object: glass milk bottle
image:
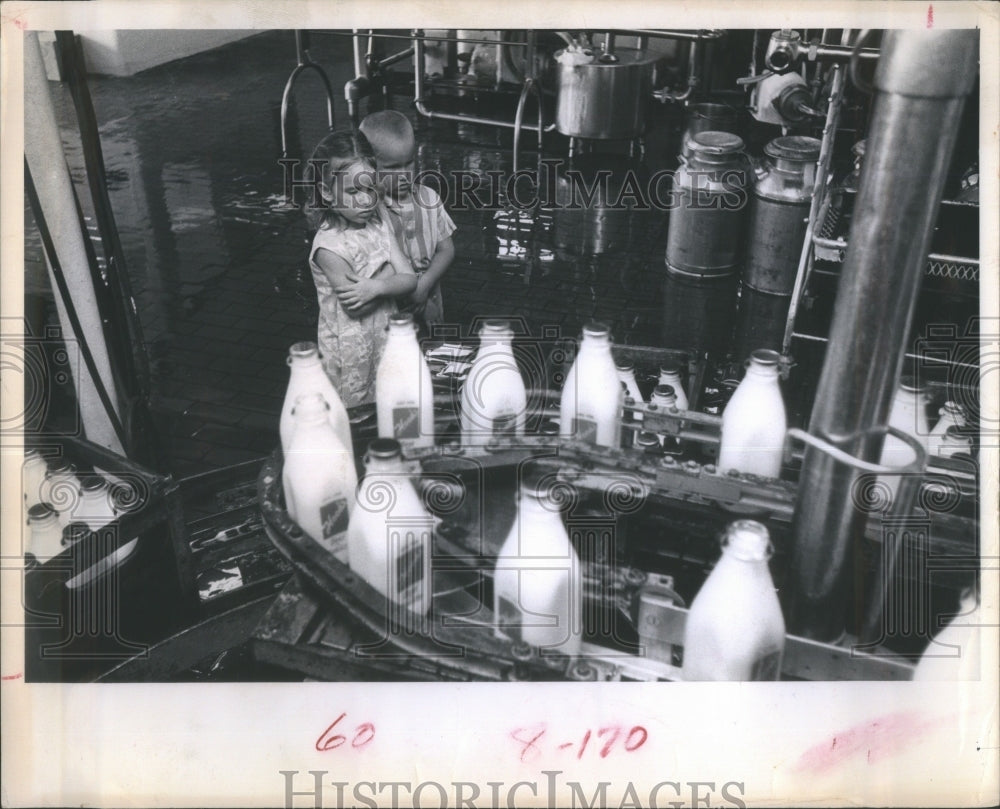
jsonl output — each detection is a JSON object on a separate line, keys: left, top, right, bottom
{"left": 347, "top": 439, "right": 434, "bottom": 617}
{"left": 658, "top": 360, "right": 689, "bottom": 411}
{"left": 936, "top": 426, "right": 973, "bottom": 458}
{"left": 682, "top": 520, "right": 785, "bottom": 681}
{"left": 615, "top": 359, "right": 645, "bottom": 422}
{"left": 282, "top": 393, "right": 358, "bottom": 562}
{"left": 376, "top": 313, "right": 435, "bottom": 449}
{"left": 717, "top": 349, "right": 787, "bottom": 478}
{"left": 461, "top": 319, "right": 527, "bottom": 445}
{"left": 912, "top": 587, "right": 981, "bottom": 681}
{"left": 493, "top": 467, "right": 583, "bottom": 657}
{"left": 22, "top": 449, "right": 48, "bottom": 522}
{"left": 928, "top": 401, "right": 966, "bottom": 457}
{"left": 73, "top": 476, "right": 117, "bottom": 530}
{"left": 41, "top": 459, "right": 82, "bottom": 527}
{"left": 560, "top": 322, "right": 622, "bottom": 448}
{"left": 27, "top": 503, "right": 64, "bottom": 564}
{"left": 649, "top": 385, "right": 682, "bottom": 450}
{"left": 280, "top": 341, "right": 353, "bottom": 459}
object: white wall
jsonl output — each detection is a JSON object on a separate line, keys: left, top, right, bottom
{"left": 79, "top": 30, "right": 256, "bottom": 77}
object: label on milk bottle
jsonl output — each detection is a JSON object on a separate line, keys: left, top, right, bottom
{"left": 395, "top": 538, "right": 426, "bottom": 606}
{"left": 497, "top": 595, "right": 523, "bottom": 642}
{"left": 319, "top": 497, "right": 350, "bottom": 554}
{"left": 393, "top": 406, "right": 420, "bottom": 439}
{"left": 749, "top": 648, "right": 782, "bottom": 681}
{"left": 571, "top": 417, "right": 599, "bottom": 444}
{"left": 493, "top": 414, "right": 518, "bottom": 437}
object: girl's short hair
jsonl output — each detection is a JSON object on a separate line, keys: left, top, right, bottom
{"left": 306, "top": 129, "right": 376, "bottom": 232}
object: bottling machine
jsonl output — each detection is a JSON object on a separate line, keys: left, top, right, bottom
{"left": 21, "top": 27, "right": 985, "bottom": 683}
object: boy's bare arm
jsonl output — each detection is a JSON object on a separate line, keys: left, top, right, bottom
{"left": 412, "top": 236, "right": 455, "bottom": 308}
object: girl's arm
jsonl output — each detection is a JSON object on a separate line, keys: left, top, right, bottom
{"left": 328, "top": 233, "right": 416, "bottom": 314}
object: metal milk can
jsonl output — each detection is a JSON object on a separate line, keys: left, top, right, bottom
{"left": 743, "top": 135, "right": 821, "bottom": 295}
{"left": 665, "top": 131, "right": 751, "bottom": 278}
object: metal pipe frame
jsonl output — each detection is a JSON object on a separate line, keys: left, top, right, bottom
{"left": 413, "top": 30, "right": 557, "bottom": 138}
{"left": 784, "top": 30, "right": 979, "bottom": 642}
{"left": 280, "top": 30, "right": 335, "bottom": 158}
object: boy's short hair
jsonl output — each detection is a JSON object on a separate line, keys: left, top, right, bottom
{"left": 359, "top": 110, "right": 415, "bottom": 154}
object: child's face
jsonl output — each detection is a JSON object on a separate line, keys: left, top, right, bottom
{"left": 328, "top": 160, "right": 380, "bottom": 226}
{"left": 373, "top": 135, "right": 416, "bottom": 200}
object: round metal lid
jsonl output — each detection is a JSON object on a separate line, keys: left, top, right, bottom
{"left": 635, "top": 432, "right": 660, "bottom": 448}
{"left": 615, "top": 358, "right": 635, "bottom": 372}
{"left": 366, "top": 438, "right": 402, "bottom": 459}
{"left": 690, "top": 131, "right": 745, "bottom": 155}
{"left": 28, "top": 503, "right": 57, "bottom": 521}
{"left": 389, "top": 312, "right": 415, "bottom": 326}
{"left": 749, "top": 348, "right": 782, "bottom": 367}
{"left": 289, "top": 341, "right": 319, "bottom": 358}
{"left": 653, "top": 384, "right": 676, "bottom": 401}
{"left": 659, "top": 359, "right": 683, "bottom": 376}
{"left": 582, "top": 321, "right": 611, "bottom": 339}
{"left": 481, "top": 318, "right": 512, "bottom": 333}
{"left": 765, "top": 135, "right": 821, "bottom": 162}
{"left": 80, "top": 475, "right": 108, "bottom": 493}
{"left": 899, "top": 375, "right": 925, "bottom": 393}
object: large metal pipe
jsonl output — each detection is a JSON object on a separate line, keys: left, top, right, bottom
{"left": 784, "top": 30, "right": 978, "bottom": 641}
{"left": 23, "top": 32, "right": 125, "bottom": 455}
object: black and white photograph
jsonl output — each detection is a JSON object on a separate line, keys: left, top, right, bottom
{"left": 2, "top": 2, "right": 998, "bottom": 807}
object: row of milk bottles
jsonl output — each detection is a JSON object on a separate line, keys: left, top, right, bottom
{"left": 22, "top": 452, "right": 137, "bottom": 587}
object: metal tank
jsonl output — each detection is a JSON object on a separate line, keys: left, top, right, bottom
{"left": 552, "top": 155, "right": 637, "bottom": 257}
{"left": 743, "top": 135, "right": 821, "bottom": 295}
{"left": 665, "top": 131, "right": 751, "bottom": 277}
{"left": 554, "top": 48, "right": 658, "bottom": 140}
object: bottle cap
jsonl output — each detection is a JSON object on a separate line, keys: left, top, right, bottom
{"left": 615, "top": 358, "right": 635, "bottom": 373}
{"left": 80, "top": 476, "right": 107, "bottom": 493}
{"left": 723, "top": 519, "right": 773, "bottom": 561}
{"left": 292, "top": 392, "right": 329, "bottom": 420}
{"left": 25, "top": 448, "right": 43, "bottom": 461}
{"left": 899, "top": 376, "right": 924, "bottom": 393}
{"left": 48, "top": 458, "right": 76, "bottom": 476}
{"left": 366, "top": 438, "right": 403, "bottom": 460}
{"left": 62, "top": 522, "right": 92, "bottom": 546}
{"left": 940, "top": 400, "right": 963, "bottom": 417}
{"left": 749, "top": 348, "right": 781, "bottom": 368}
{"left": 28, "top": 503, "right": 57, "bottom": 522}
{"left": 390, "top": 312, "right": 416, "bottom": 327}
{"left": 582, "top": 321, "right": 611, "bottom": 339}
{"left": 288, "top": 341, "right": 319, "bottom": 359}
{"left": 653, "top": 384, "right": 676, "bottom": 401}
{"left": 481, "top": 318, "right": 512, "bottom": 333}
{"left": 539, "top": 420, "right": 560, "bottom": 436}
{"left": 659, "top": 359, "right": 683, "bottom": 376}
{"left": 944, "top": 425, "right": 968, "bottom": 440}
{"left": 635, "top": 432, "right": 660, "bottom": 449}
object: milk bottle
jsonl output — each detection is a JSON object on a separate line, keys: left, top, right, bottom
{"left": 717, "top": 349, "right": 787, "bottom": 478}
{"left": 560, "top": 322, "right": 622, "bottom": 448}
{"left": 493, "top": 467, "right": 583, "bottom": 657}
{"left": 282, "top": 393, "right": 357, "bottom": 561}
{"left": 461, "top": 319, "right": 527, "bottom": 445}
{"left": 376, "top": 312, "right": 435, "bottom": 449}
{"left": 682, "top": 520, "right": 785, "bottom": 681}
{"left": 658, "top": 360, "right": 689, "bottom": 412}
{"left": 280, "top": 341, "right": 353, "bottom": 459}
{"left": 347, "top": 438, "right": 434, "bottom": 616}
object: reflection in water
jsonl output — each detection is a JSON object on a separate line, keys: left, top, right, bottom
{"left": 661, "top": 269, "right": 739, "bottom": 359}
{"left": 733, "top": 284, "right": 791, "bottom": 362}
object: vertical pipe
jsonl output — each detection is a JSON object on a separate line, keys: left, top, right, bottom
{"left": 23, "top": 31, "right": 124, "bottom": 455}
{"left": 785, "top": 30, "right": 978, "bottom": 641}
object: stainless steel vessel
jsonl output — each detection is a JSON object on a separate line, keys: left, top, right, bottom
{"left": 554, "top": 48, "right": 658, "bottom": 140}
{"left": 680, "top": 102, "right": 741, "bottom": 161}
{"left": 743, "top": 135, "right": 821, "bottom": 294}
{"left": 665, "top": 131, "right": 750, "bottom": 277}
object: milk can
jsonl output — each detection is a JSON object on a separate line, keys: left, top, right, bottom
{"left": 743, "top": 135, "right": 821, "bottom": 295}
{"left": 665, "top": 131, "right": 750, "bottom": 278}
{"left": 679, "top": 102, "right": 741, "bottom": 163}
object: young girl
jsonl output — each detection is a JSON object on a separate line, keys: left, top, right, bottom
{"left": 306, "top": 130, "right": 416, "bottom": 408}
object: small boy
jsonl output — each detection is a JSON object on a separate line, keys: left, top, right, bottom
{"left": 359, "top": 110, "right": 456, "bottom": 334}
